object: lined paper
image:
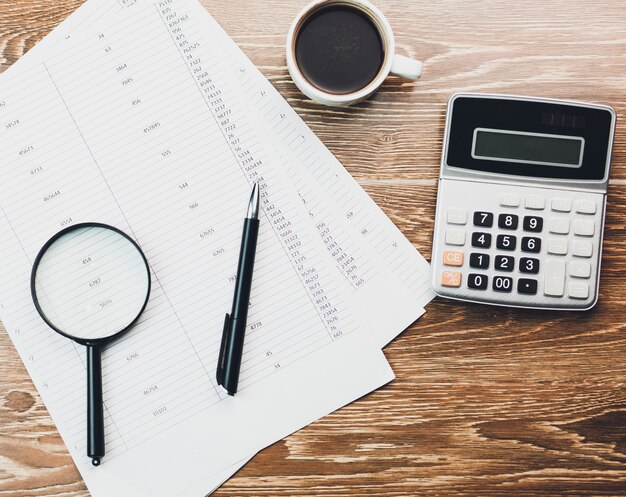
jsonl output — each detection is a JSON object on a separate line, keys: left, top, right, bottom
{"left": 212, "top": 17, "right": 436, "bottom": 324}
{"left": 0, "top": 0, "right": 436, "bottom": 494}
{"left": 22, "top": 0, "right": 434, "bottom": 349}
{"left": 0, "top": 1, "right": 394, "bottom": 495}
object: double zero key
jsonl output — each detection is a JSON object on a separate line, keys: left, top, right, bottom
{"left": 493, "top": 276, "right": 512, "bottom": 292}
{"left": 468, "top": 274, "right": 538, "bottom": 295}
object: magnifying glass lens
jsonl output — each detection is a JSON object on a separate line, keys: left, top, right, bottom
{"left": 33, "top": 225, "right": 150, "bottom": 341}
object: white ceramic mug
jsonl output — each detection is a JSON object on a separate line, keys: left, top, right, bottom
{"left": 286, "top": 0, "right": 422, "bottom": 107}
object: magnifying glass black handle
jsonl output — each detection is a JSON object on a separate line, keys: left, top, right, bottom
{"left": 86, "top": 344, "right": 105, "bottom": 466}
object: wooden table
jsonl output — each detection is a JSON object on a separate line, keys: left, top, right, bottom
{"left": 1, "top": 1, "right": 625, "bottom": 495}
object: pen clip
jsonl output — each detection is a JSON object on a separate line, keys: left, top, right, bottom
{"left": 216, "top": 313, "right": 231, "bottom": 386}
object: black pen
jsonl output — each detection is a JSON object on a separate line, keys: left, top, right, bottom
{"left": 216, "top": 182, "right": 260, "bottom": 396}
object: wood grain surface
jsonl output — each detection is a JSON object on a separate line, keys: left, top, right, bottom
{"left": 1, "top": 0, "right": 625, "bottom": 496}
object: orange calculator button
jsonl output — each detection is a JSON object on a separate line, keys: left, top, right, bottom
{"left": 441, "top": 271, "right": 462, "bottom": 287}
{"left": 443, "top": 250, "right": 464, "bottom": 266}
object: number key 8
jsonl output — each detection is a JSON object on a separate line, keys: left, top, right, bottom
{"left": 498, "top": 214, "right": 518, "bottom": 229}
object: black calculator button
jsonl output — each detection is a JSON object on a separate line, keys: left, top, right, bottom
{"left": 494, "top": 255, "right": 515, "bottom": 272}
{"left": 519, "top": 257, "right": 540, "bottom": 274}
{"left": 492, "top": 276, "right": 513, "bottom": 292}
{"left": 473, "top": 211, "right": 494, "bottom": 227}
{"left": 498, "top": 214, "right": 518, "bottom": 230}
{"left": 469, "top": 253, "right": 490, "bottom": 269}
{"left": 496, "top": 234, "right": 516, "bottom": 250}
{"left": 521, "top": 236, "right": 541, "bottom": 253}
{"left": 523, "top": 216, "right": 543, "bottom": 232}
{"left": 471, "top": 232, "right": 492, "bottom": 248}
{"left": 468, "top": 273, "right": 488, "bottom": 290}
{"left": 517, "top": 278, "right": 538, "bottom": 295}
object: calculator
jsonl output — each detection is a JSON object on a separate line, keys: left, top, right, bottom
{"left": 431, "top": 93, "right": 616, "bottom": 310}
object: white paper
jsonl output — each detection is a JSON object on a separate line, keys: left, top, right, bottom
{"left": 19, "top": 0, "right": 434, "bottom": 350}
{"left": 0, "top": 0, "right": 436, "bottom": 493}
{"left": 0, "top": 1, "right": 394, "bottom": 496}
{"left": 209, "top": 15, "right": 436, "bottom": 330}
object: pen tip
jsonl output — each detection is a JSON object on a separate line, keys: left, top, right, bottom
{"left": 247, "top": 182, "right": 260, "bottom": 219}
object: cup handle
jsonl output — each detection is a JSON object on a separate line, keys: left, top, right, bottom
{"left": 390, "top": 54, "right": 422, "bottom": 80}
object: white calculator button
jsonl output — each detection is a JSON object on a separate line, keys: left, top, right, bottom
{"left": 549, "top": 218, "right": 570, "bottom": 235}
{"left": 447, "top": 208, "right": 468, "bottom": 225}
{"left": 544, "top": 259, "right": 566, "bottom": 296}
{"left": 551, "top": 198, "right": 572, "bottom": 212}
{"left": 575, "top": 199, "right": 597, "bottom": 215}
{"left": 499, "top": 193, "right": 520, "bottom": 207}
{"left": 445, "top": 229, "right": 466, "bottom": 246}
{"left": 525, "top": 195, "right": 545, "bottom": 210}
{"left": 569, "top": 260, "right": 591, "bottom": 278}
{"left": 574, "top": 220, "right": 595, "bottom": 237}
{"left": 547, "top": 238, "right": 568, "bottom": 255}
{"left": 568, "top": 282, "right": 589, "bottom": 299}
{"left": 573, "top": 240, "right": 593, "bottom": 258}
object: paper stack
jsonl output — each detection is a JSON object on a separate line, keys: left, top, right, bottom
{"left": 0, "top": 0, "right": 433, "bottom": 495}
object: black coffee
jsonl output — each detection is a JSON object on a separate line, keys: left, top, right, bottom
{"left": 295, "top": 5, "right": 385, "bottom": 95}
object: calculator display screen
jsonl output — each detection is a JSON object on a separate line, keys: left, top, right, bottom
{"left": 472, "top": 128, "right": 584, "bottom": 168}
{"left": 446, "top": 96, "right": 614, "bottom": 180}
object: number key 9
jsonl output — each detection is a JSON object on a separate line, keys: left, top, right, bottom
{"left": 523, "top": 215, "right": 543, "bottom": 232}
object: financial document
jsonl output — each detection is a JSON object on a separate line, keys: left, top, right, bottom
{"left": 0, "top": 0, "right": 434, "bottom": 495}
{"left": 0, "top": 1, "right": 394, "bottom": 495}
{"left": 22, "top": 0, "right": 434, "bottom": 349}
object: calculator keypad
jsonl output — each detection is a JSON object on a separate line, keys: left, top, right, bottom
{"left": 493, "top": 276, "right": 513, "bottom": 292}
{"left": 496, "top": 234, "right": 516, "bottom": 250}
{"left": 432, "top": 179, "right": 604, "bottom": 309}
{"left": 547, "top": 238, "right": 568, "bottom": 255}
{"left": 573, "top": 240, "right": 592, "bottom": 258}
{"left": 473, "top": 212, "right": 493, "bottom": 227}
{"left": 472, "top": 232, "right": 491, "bottom": 248}
{"left": 569, "top": 260, "right": 591, "bottom": 278}
{"left": 575, "top": 199, "right": 596, "bottom": 215}
{"left": 574, "top": 220, "right": 594, "bottom": 237}
{"left": 544, "top": 260, "right": 565, "bottom": 296}
{"left": 521, "top": 237, "right": 541, "bottom": 253}
{"left": 468, "top": 273, "right": 488, "bottom": 289}
{"left": 494, "top": 255, "right": 514, "bottom": 272}
{"left": 525, "top": 195, "right": 545, "bottom": 210}
{"left": 443, "top": 250, "right": 464, "bottom": 266}
{"left": 551, "top": 198, "right": 572, "bottom": 212}
{"left": 499, "top": 193, "right": 521, "bottom": 207}
{"left": 447, "top": 208, "right": 468, "bottom": 225}
{"left": 519, "top": 257, "right": 539, "bottom": 274}
{"left": 445, "top": 230, "right": 466, "bottom": 245}
{"left": 498, "top": 214, "right": 518, "bottom": 230}
{"left": 517, "top": 279, "right": 538, "bottom": 295}
{"left": 469, "top": 253, "right": 489, "bottom": 269}
{"left": 568, "top": 282, "right": 589, "bottom": 299}
{"left": 523, "top": 216, "right": 543, "bottom": 232}
{"left": 441, "top": 271, "right": 462, "bottom": 287}
{"left": 549, "top": 218, "right": 570, "bottom": 234}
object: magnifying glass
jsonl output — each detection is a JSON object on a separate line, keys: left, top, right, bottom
{"left": 31, "top": 223, "right": 151, "bottom": 466}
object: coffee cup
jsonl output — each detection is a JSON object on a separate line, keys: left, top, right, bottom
{"left": 286, "top": 0, "right": 422, "bottom": 107}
